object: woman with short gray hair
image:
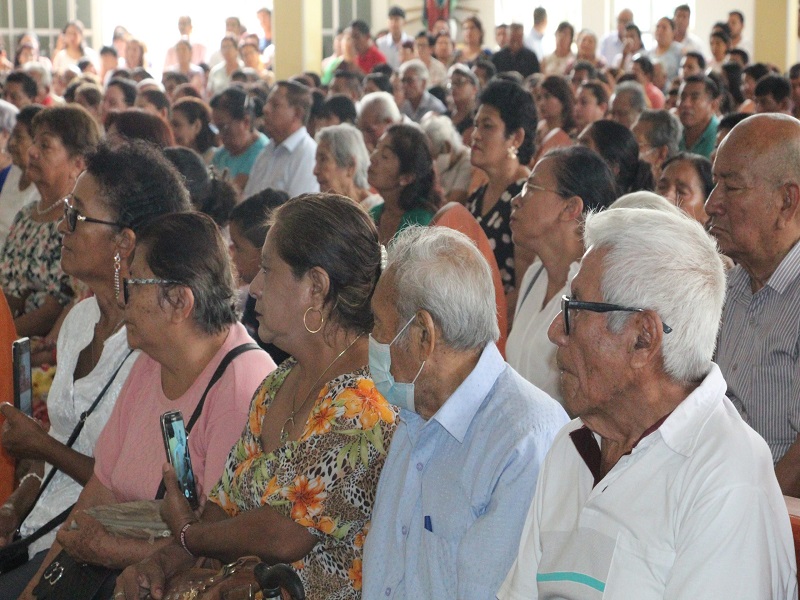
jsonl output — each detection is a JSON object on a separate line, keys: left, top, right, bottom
{"left": 421, "top": 113, "right": 472, "bottom": 204}
{"left": 314, "top": 123, "right": 382, "bottom": 210}
{"left": 0, "top": 99, "right": 25, "bottom": 246}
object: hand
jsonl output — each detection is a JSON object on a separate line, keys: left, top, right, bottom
{"left": 0, "top": 403, "right": 49, "bottom": 460}
{"left": 0, "top": 504, "right": 18, "bottom": 547}
{"left": 159, "top": 464, "right": 200, "bottom": 535}
{"left": 115, "top": 556, "right": 169, "bottom": 600}
{"left": 55, "top": 510, "right": 114, "bottom": 567}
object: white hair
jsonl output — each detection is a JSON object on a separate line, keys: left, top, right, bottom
{"left": 315, "top": 123, "right": 370, "bottom": 189}
{"left": 420, "top": 113, "right": 463, "bottom": 155}
{"left": 0, "top": 99, "right": 18, "bottom": 134}
{"left": 21, "top": 61, "right": 50, "bottom": 88}
{"left": 400, "top": 59, "right": 430, "bottom": 82}
{"left": 610, "top": 191, "right": 683, "bottom": 214}
{"left": 386, "top": 226, "right": 499, "bottom": 350}
{"left": 583, "top": 207, "right": 726, "bottom": 382}
{"left": 358, "top": 91, "right": 401, "bottom": 124}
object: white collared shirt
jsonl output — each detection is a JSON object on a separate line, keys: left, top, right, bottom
{"left": 242, "top": 126, "right": 320, "bottom": 198}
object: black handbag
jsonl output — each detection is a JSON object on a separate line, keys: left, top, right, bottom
{"left": 31, "top": 343, "right": 260, "bottom": 600}
{"left": 0, "top": 350, "right": 135, "bottom": 574}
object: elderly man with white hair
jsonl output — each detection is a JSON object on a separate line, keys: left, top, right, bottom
{"left": 357, "top": 90, "right": 403, "bottom": 151}
{"left": 398, "top": 59, "right": 447, "bottom": 123}
{"left": 363, "top": 226, "right": 568, "bottom": 599}
{"left": 420, "top": 113, "right": 472, "bottom": 204}
{"left": 499, "top": 207, "right": 796, "bottom": 599}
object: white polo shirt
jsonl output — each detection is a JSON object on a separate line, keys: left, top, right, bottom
{"left": 499, "top": 364, "right": 797, "bottom": 600}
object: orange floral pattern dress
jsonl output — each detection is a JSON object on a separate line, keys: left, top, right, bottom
{"left": 209, "top": 360, "right": 398, "bottom": 598}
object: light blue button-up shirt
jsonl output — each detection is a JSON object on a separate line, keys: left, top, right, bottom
{"left": 363, "top": 342, "right": 569, "bottom": 600}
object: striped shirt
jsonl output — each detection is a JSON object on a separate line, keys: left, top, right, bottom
{"left": 716, "top": 241, "right": 800, "bottom": 463}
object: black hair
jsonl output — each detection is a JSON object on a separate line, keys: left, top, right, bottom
{"left": 755, "top": 74, "right": 791, "bottom": 104}
{"left": 662, "top": 152, "right": 713, "bottom": 199}
{"left": 633, "top": 54, "right": 654, "bottom": 78}
{"left": 322, "top": 94, "right": 357, "bottom": 124}
{"left": 545, "top": 145, "right": 618, "bottom": 212}
{"left": 540, "top": 75, "right": 575, "bottom": 134}
{"left": 5, "top": 71, "right": 37, "bottom": 100}
{"left": 107, "top": 78, "right": 137, "bottom": 106}
{"left": 384, "top": 123, "right": 442, "bottom": 213}
{"left": 683, "top": 74, "right": 721, "bottom": 100}
{"left": 683, "top": 51, "right": 706, "bottom": 70}
{"left": 209, "top": 86, "right": 252, "bottom": 121}
{"left": 720, "top": 62, "right": 745, "bottom": 105}
{"left": 743, "top": 62, "right": 771, "bottom": 83}
{"left": 229, "top": 189, "right": 290, "bottom": 247}
{"left": 478, "top": 78, "right": 538, "bottom": 163}
{"left": 728, "top": 48, "right": 749, "bottom": 65}
{"left": 364, "top": 73, "right": 393, "bottom": 94}
{"left": 172, "top": 97, "right": 217, "bottom": 153}
{"left": 350, "top": 20, "right": 370, "bottom": 37}
{"left": 584, "top": 120, "right": 654, "bottom": 194}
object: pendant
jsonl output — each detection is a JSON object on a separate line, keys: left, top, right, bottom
{"left": 280, "top": 415, "right": 294, "bottom": 445}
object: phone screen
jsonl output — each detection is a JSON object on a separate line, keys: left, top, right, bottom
{"left": 12, "top": 338, "right": 32, "bottom": 417}
{"left": 160, "top": 411, "right": 199, "bottom": 509}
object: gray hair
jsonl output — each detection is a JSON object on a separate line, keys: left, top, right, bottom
{"left": 614, "top": 81, "right": 646, "bottom": 114}
{"left": 583, "top": 207, "right": 726, "bottom": 382}
{"left": 22, "top": 61, "right": 51, "bottom": 88}
{"left": 315, "top": 123, "right": 370, "bottom": 189}
{"left": 0, "top": 99, "right": 18, "bottom": 134}
{"left": 358, "top": 91, "right": 402, "bottom": 124}
{"left": 610, "top": 191, "right": 683, "bottom": 214}
{"left": 385, "top": 226, "right": 499, "bottom": 350}
{"left": 636, "top": 109, "right": 682, "bottom": 159}
{"left": 420, "top": 113, "right": 463, "bottom": 155}
{"left": 400, "top": 59, "right": 430, "bottom": 82}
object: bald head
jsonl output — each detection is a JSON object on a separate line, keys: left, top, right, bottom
{"left": 722, "top": 114, "right": 800, "bottom": 185}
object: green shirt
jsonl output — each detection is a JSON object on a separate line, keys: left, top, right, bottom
{"left": 369, "top": 204, "right": 435, "bottom": 241}
{"left": 679, "top": 114, "right": 719, "bottom": 159}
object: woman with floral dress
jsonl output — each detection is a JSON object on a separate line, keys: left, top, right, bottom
{"left": 116, "top": 194, "right": 397, "bottom": 600}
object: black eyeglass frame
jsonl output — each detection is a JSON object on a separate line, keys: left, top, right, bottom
{"left": 560, "top": 295, "right": 673, "bottom": 335}
{"left": 62, "top": 198, "right": 125, "bottom": 233}
{"left": 122, "top": 277, "right": 182, "bottom": 305}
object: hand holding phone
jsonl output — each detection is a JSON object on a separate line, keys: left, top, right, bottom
{"left": 160, "top": 410, "right": 199, "bottom": 509}
{"left": 12, "top": 338, "right": 32, "bottom": 418}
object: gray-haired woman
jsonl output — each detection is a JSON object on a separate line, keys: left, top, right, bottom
{"left": 314, "top": 123, "right": 383, "bottom": 210}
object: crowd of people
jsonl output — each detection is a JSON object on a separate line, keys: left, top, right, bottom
{"left": 0, "top": 3, "right": 794, "bottom": 599}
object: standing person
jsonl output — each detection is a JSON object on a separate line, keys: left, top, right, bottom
{"left": 433, "top": 32, "right": 455, "bottom": 68}
{"left": 467, "top": 79, "right": 537, "bottom": 303}
{"left": 507, "top": 146, "right": 617, "bottom": 403}
{"left": 599, "top": 9, "right": 633, "bottom": 66}
{"left": 499, "top": 206, "right": 796, "bottom": 600}
{"left": 51, "top": 20, "right": 97, "bottom": 74}
{"left": 0, "top": 142, "right": 192, "bottom": 596}
{"left": 541, "top": 22, "right": 575, "bottom": 76}
{"left": 166, "top": 40, "right": 205, "bottom": 98}
{"left": 207, "top": 36, "right": 243, "bottom": 98}
{"left": 525, "top": 7, "right": 548, "bottom": 62}
{"left": 376, "top": 6, "right": 412, "bottom": 70}
{"left": 351, "top": 20, "right": 387, "bottom": 75}
{"left": 614, "top": 23, "right": 645, "bottom": 72}
{"left": 414, "top": 31, "right": 447, "bottom": 88}
{"left": 363, "top": 226, "right": 568, "bottom": 598}
{"left": 454, "top": 16, "right": 490, "bottom": 67}
{"left": 673, "top": 4, "right": 705, "bottom": 55}
{"left": 492, "top": 24, "right": 540, "bottom": 78}
{"left": 0, "top": 106, "right": 100, "bottom": 338}
{"left": 727, "top": 10, "right": 752, "bottom": 55}
{"left": 243, "top": 81, "right": 320, "bottom": 198}
{"left": 650, "top": 17, "right": 683, "bottom": 81}
{"left": 162, "top": 16, "right": 206, "bottom": 71}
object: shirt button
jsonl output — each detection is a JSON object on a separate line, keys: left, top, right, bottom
{"left": 416, "top": 462, "right": 423, "bottom": 471}
{"left": 401, "top": 525, "right": 408, "bottom": 535}
{"left": 732, "top": 364, "right": 738, "bottom": 372}
{"left": 385, "top": 587, "right": 392, "bottom": 596}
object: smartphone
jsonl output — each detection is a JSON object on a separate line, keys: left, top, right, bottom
{"left": 12, "top": 337, "right": 32, "bottom": 418}
{"left": 160, "top": 410, "right": 199, "bottom": 509}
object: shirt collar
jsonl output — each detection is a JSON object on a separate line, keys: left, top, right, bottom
{"left": 430, "top": 342, "right": 505, "bottom": 443}
{"left": 765, "top": 240, "right": 800, "bottom": 295}
{"left": 276, "top": 126, "right": 309, "bottom": 152}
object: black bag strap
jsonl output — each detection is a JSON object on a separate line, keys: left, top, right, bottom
{"left": 155, "top": 343, "right": 260, "bottom": 500}
{"left": 0, "top": 349, "right": 136, "bottom": 559}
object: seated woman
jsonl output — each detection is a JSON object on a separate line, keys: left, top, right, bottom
{"left": 115, "top": 194, "right": 397, "bottom": 599}
{"left": 421, "top": 113, "right": 472, "bottom": 205}
{"left": 506, "top": 146, "right": 617, "bottom": 405}
{"left": 170, "top": 98, "right": 218, "bottom": 165}
{"left": 21, "top": 213, "right": 275, "bottom": 598}
{"left": 0, "top": 141, "right": 192, "bottom": 596}
{"left": 368, "top": 123, "right": 441, "bottom": 244}
{"left": 578, "top": 119, "right": 654, "bottom": 195}
{"left": 533, "top": 75, "right": 575, "bottom": 164}
{"left": 314, "top": 123, "right": 382, "bottom": 211}
{"left": 655, "top": 152, "right": 713, "bottom": 226}
{"left": 105, "top": 108, "right": 175, "bottom": 149}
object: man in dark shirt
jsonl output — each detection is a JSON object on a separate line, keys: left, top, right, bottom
{"left": 491, "top": 23, "right": 540, "bottom": 78}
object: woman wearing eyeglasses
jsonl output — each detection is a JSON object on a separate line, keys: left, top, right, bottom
{"left": 0, "top": 142, "right": 193, "bottom": 596}
{"left": 507, "top": 146, "right": 617, "bottom": 406}
{"left": 20, "top": 211, "right": 275, "bottom": 599}
{"left": 0, "top": 105, "right": 99, "bottom": 338}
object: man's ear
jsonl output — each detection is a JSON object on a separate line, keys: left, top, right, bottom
{"left": 628, "top": 309, "right": 664, "bottom": 370}
{"left": 409, "top": 310, "right": 437, "bottom": 363}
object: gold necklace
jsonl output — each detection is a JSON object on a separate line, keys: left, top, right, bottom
{"left": 280, "top": 333, "right": 363, "bottom": 444}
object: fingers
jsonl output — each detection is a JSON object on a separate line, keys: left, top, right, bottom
{"left": 162, "top": 463, "right": 181, "bottom": 494}
{"left": 0, "top": 403, "right": 20, "bottom": 420}
{"left": 115, "top": 562, "right": 166, "bottom": 600}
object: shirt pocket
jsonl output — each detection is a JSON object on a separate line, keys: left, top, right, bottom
{"left": 603, "top": 534, "right": 675, "bottom": 599}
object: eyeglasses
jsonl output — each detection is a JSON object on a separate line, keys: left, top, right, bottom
{"left": 122, "top": 277, "right": 181, "bottom": 305}
{"left": 560, "top": 295, "right": 673, "bottom": 335}
{"left": 62, "top": 198, "right": 124, "bottom": 233}
{"left": 519, "top": 181, "right": 561, "bottom": 200}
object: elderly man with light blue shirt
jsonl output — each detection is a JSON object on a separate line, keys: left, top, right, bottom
{"left": 363, "top": 226, "right": 568, "bottom": 600}
{"left": 243, "top": 80, "right": 320, "bottom": 198}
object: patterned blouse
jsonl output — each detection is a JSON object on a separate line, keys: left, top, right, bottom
{"left": 466, "top": 178, "right": 527, "bottom": 294}
{"left": 209, "top": 360, "right": 398, "bottom": 598}
{"left": 0, "top": 203, "right": 73, "bottom": 312}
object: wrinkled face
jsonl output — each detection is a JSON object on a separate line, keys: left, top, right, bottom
{"left": 26, "top": 125, "right": 76, "bottom": 187}
{"left": 358, "top": 105, "right": 391, "bottom": 151}
{"left": 509, "top": 157, "right": 567, "bottom": 252}
{"left": 656, "top": 159, "right": 709, "bottom": 224}
{"left": 608, "top": 92, "right": 637, "bottom": 129}
{"left": 313, "top": 140, "right": 350, "bottom": 195}
{"left": 678, "top": 81, "right": 715, "bottom": 129}
{"left": 123, "top": 245, "right": 171, "bottom": 353}
{"left": 400, "top": 69, "right": 425, "bottom": 104}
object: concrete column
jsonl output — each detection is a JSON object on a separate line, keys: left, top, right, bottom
{"left": 273, "top": 0, "right": 323, "bottom": 79}
{"left": 753, "top": 0, "right": 798, "bottom": 68}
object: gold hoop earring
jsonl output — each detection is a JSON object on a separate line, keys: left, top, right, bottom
{"left": 113, "top": 252, "right": 121, "bottom": 300}
{"left": 303, "top": 307, "right": 324, "bottom": 334}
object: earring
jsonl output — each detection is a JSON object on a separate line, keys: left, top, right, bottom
{"left": 113, "top": 252, "right": 121, "bottom": 299}
{"left": 303, "top": 307, "right": 324, "bottom": 334}
{"left": 507, "top": 145, "right": 518, "bottom": 159}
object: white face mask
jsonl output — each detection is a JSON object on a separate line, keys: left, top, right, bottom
{"left": 434, "top": 152, "right": 452, "bottom": 177}
{"left": 368, "top": 315, "right": 426, "bottom": 413}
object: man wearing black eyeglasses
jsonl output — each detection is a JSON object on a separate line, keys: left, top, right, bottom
{"left": 500, "top": 206, "right": 795, "bottom": 599}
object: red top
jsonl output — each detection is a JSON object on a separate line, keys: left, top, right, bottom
{"left": 356, "top": 45, "right": 387, "bottom": 74}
